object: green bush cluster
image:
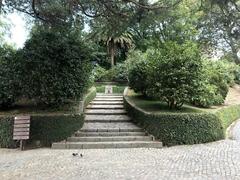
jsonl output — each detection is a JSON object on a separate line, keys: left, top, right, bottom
{"left": 124, "top": 90, "right": 240, "bottom": 146}
{"left": 0, "top": 27, "right": 92, "bottom": 108}
{"left": 127, "top": 41, "right": 240, "bottom": 108}
{"left": 127, "top": 41, "right": 202, "bottom": 109}
{"left": 93, "top": 63, "right": 128, "bottom": 82}
{"left": 0, "top": 114, "right": 84, "bottom": 148}
{"left": 191, "top": 60, "right": 236, "bottom": 107}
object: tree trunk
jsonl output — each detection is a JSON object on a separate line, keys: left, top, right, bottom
{"left": 110, "top": 45, "right": 115, "bottom": 68}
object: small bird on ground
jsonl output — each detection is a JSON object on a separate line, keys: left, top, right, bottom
{"left": 72, "top": 153, "right": 83, "bottom": 157}
{"left": 72, "top": 153, "right": 78, "bottom": 156}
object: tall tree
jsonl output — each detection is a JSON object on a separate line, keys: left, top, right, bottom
{"left": 199, "top": 0, "right": 240, "bottom": 63}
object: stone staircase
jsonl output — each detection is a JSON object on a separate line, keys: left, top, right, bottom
{"left": 52, "top": 93, "right": 162, "bottom": 149}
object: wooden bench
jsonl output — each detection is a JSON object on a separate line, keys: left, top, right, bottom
{"left": 13, "top": 116, "right": 30, "bottom": 150}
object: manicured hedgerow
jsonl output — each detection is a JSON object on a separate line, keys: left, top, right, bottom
{"left": 124, "top": 88, "right": 240, "bottom": 146}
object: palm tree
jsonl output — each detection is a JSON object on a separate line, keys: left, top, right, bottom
{"left": 104, "top": 33, "right": 134, "bottom": 67}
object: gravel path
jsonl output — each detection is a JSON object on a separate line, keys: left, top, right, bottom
{"left": 1, "top": 140, "right": 240, "bottom": 180}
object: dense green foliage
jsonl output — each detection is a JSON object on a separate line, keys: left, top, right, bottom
{"left": 0, "top": 114, "right": 84, "bottom": 148}
{"left": 0, "top": 45, "right": 19, "bottom": 108}
{"left": 127, "top": 41, "right": 202, "bottom": 109}
{"left": 124, "top": 90, "right": 240, "bottom": 146}
{"left": 16, "top": 28, "right": 92, "bottom": 106}
{"left": 127, "top": 50, "right": 149, "bottom": 95}
{"left": 93, "top": 63, "right": 127, "bottom": 82}
{"left": 192, "top": 60, "right": 237, "bottom": 107}
{"left": 147, "top": 41, "right": 202, "bottom": 109}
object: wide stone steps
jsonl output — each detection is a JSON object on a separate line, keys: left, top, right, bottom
{"left": 85, "top": 115, "right": 131, "bottom": 123}
{"left": 52, "top": 141, "right": 162, "bottom": 149}
{"left": 74, "top": 131, "right": 147, "bottom": 137}
{"left": 67, "top": 136, "right": 153, "bottom": 142}
{"left": 52, "top": 93, "right": 163, "bottom": 149}
{"left": 87, "top": 104, "right": 124, "bottom": 109}
{"left": 94, "top": 98, "right": 123, "bottom": 101}
{"left": 85, "top": 109, "right": 127, "bottom": 115}
{"left": 90, "top": 101, "right": 123, "bottom": 105}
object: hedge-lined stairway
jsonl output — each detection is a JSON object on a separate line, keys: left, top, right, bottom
{"left": 52, "top": 93, "right": 163, "bottom": 149}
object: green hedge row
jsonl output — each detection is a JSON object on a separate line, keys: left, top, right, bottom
{"left": 0, "top": 87, "right": 96, "bottom": 148}
{"left": 123, "top": 88, "right": 240, "bottom": 146}
{"left": 0, "top": 114, "right": 84, "bottom": 148}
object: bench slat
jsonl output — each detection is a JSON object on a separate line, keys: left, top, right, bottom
{"left": 13, "top": 136, "right": 29, "bottom": 140}
{"left": 14, "top": 124, "right": 30, "bottom": 128}
{"left": 13, "top": 132, "right": 29, "bottom": 136}
{"left": 14, "top": 128, "right": 30, "bottom": 132}
{"left": 14, "top": 120, "right": 30, "bottom": 124}
{"left": 14, "top": 116, "right": 30, "bottom": 120}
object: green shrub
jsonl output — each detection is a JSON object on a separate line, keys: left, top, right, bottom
{"left": 233, "top": 65, "right": 240, "bottom": 84}
{"left": 192, "top": 59, "right": 236, "bottom": 107}
{"left": 0, "top": 117, "right": 17, "bottom": 148}
{"left": 93, "top": 63, "right": 128, "bottom": 82}
{"left": 92, "top": 64, "right": 108, "bottom": 82}
{"left": 146, "top": 41, "right": 202, "bottom": 109}
{"left": 127, "top": 50, "right": 150, "bottom": 95}
{"left": 0, "top": 45, "right": 19, "bottom": 108}
{"left": 111, "top": 63, "right": 128, "bottom": 82}
{"left": 18, "top": 27, "right": 92, "bottom": 106}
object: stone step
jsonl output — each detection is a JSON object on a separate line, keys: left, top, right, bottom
{"left": 97, "top": 93, "right": 123, "bottom": 96}
{"left": 93, "top": 98, "right": 123, "bottom": 101}
{"left": 87, "top": 104, "right": 124, "bottom": 109}
{"left": 52, "top": 141, "right": 163, "bottom": 149}
{"left": 85, "top": 115, "right": 131, "bottom": 121}
{"left": 85, "top": 109, "right": 127, "bottom": 115}
{"left": 80, "top": 128, "right": 143, "bottom": 133}
{"left": 75, "top": 131, "right": 146, "bottom": 137}
{"left": 90, "top": 101, "right": 123, "bottom": 105}
{"left": 96, "top": 95, "right": 123, "bottom": 98}
{"left": 67, "top": 136, "right": 153, "bottom": 142}
{"left": 82, "top": 122, "right": 140, "bottom": 130}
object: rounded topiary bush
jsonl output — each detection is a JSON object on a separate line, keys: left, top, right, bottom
{"left": 19, "top": 27, "right": 92, "bottom": 105}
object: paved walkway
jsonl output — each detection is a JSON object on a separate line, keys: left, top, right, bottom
{"left": 1, "top": 139, "right": 240, "bottom": 180}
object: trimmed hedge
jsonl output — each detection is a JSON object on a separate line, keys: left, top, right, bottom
{"left": 0, "top": 116, "right": 17, "bottom": 148}
{"left": 0, "top": 87, "right": 96, "bottom": 148}
{"left": 124, "top": 88, "right": 240, "bottom": 146}
{"left": 0, "top": 114, "right": 84, "bottom": 148}
{"left": 30, "top": 114, "right": 84, "bottom": 146}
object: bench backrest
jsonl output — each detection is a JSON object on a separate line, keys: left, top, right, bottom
{"left": 13, "top": 116, "right": 30, "bottom": 140}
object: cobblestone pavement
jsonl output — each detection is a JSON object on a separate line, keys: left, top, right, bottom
{"left": 1, "top": 140, "right": 240, "bottom": 180}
